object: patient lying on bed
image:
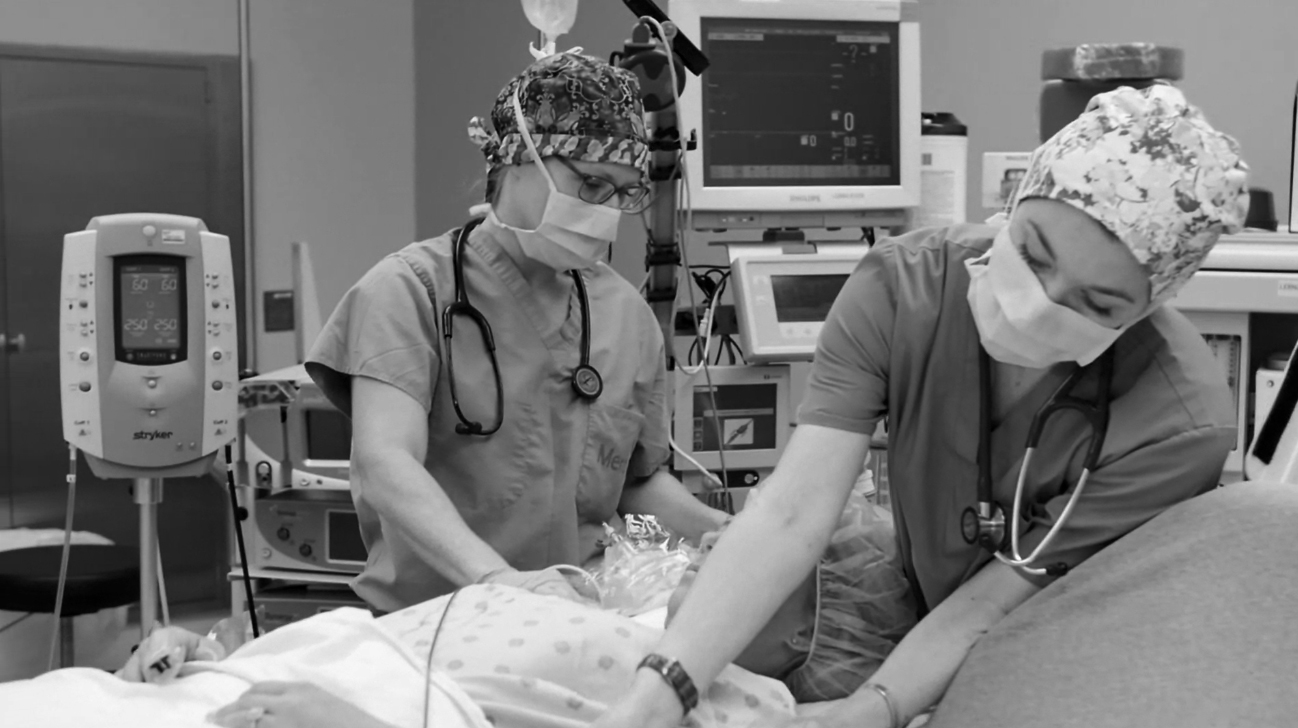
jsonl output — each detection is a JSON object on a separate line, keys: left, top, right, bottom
{"left": 11, "top": 481, "right": 1294, "bottom": 728}
{"left": 1, "top": 515, "right": 914, "bottom": 728}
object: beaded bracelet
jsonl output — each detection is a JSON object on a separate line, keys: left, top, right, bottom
{"left": 637, "top": 653, "right": 699, "bottom": 712}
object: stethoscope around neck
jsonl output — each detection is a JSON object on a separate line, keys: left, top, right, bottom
{"left": 960, "top": 346, "right": 1115, "bottom": 577}
{"left": 442, "top": 216, "right": 603, "bottom": 437}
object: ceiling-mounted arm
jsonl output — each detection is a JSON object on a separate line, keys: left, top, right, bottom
{"left": 611, "top": 0, "right": 709, "bottom": 369}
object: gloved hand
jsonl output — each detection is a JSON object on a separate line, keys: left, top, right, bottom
{"left": 116, "top": 625, "right": 227, "bottom": 684}
{"left": 479, "top": 566, "right": 598, "bottom": 603}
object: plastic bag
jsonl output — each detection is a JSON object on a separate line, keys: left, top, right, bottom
{"left": 742, "top": 460, "right": 889, "bottom": 531}
{"left": 841, "top": 452, "right": 892, "bottom": 527}
{"left": 520, "top": 0, "right": 579, "bottom": 58}
{"left": 205, "top": 605, "right": 267, "bottom": 657}
{"left": 594, "top": 515, "right": 698, "bottom": 616}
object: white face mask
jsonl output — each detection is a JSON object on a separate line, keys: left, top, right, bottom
{"left": 491, "top": 90, "right": 622, "bottom": 271}
{"left": 965, "top": 226, "right": 1126, "bottom": 369}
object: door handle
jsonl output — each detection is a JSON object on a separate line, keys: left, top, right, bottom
{"left": 1, "top": 333, "right": 25, "bottom": 353}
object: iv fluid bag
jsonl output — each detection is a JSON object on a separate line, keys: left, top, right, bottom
{"left": 521, "top": 0, "right": 578, "bottom": 42}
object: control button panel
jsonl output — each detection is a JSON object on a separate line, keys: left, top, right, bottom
{"left": 59, "top": 230, "right": 104, "bottom": 459}
{"left": 201, "top": 231, "right": 238, "bottom": 454}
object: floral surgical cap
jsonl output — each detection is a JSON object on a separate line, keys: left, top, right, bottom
{"left": 1009, "top": 84, "right": 1250, "bottom": 303}
{"left": 783, "top": 515, "right": 918, "bottom": 703}
{"left": 467, "top": 52, "right": 650, "bottom": 176}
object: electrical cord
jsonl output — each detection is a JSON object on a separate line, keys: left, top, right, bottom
{"left": 679, "top": 288, "right": 723, "bottom": 373}
{"left": 641, "top": 15, "right": 730, "bottom": 506}
{"left": 224, "top": 444, "right": 261, "bottom": 638}
{"left": 156, "top": 536, "right": 170, "bottom": 628}
{"left": 48, "top": 444, "right": 78, "bottom": 672}
{"left": 0, "top": 613, "right": 33, "bottom": 637}
{"left": 668, "top": 437, "right": 724, "bottom": 490}
{"left": 421, "top": 588, "right": 463, "bottom": 728}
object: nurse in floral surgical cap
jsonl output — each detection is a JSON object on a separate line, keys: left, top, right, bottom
{"left": 597, "top": 85, "right": 1250, "bottom": 728}
{"left": 306, "top": 52, "right": 728, "bottom": 614}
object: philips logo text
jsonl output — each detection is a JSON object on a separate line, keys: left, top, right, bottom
{"left": 133, "top": 430, "right": 174, "bottom": 441}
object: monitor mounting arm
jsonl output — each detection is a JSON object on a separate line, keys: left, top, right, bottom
{"left": 611, "top": 2, "right": 708, "bottom": 369}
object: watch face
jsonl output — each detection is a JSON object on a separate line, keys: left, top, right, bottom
{"left": 573, "top": 365, "right": 603, "bottom": 399}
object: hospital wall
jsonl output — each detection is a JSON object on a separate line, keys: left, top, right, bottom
{"left": 414, "top": 0, "right": 656, "bottom": 286}
{"left": 415, "top": 0, "right": 1298, "bottom": 298}
{"left": 0, "top": 0, "right": 417, "bottom": 374}
{"left": 913, "top": 0, "right": 1298, "bottom": 222}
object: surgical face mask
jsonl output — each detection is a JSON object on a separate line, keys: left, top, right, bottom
{"left": 966, "top": 227, "right": 1125, "bottom": 369}
{"left": 496, "top": 91, "right": 622, "bottom": 271}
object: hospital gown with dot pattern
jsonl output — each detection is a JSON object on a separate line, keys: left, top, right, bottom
{"left": 377, "top": 583, "right": 797, "bottom": 728}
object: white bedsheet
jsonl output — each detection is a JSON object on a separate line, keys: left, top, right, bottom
{"left": 1, "top": 585, "right": 799, "bottom": 728}
{"left": 0, "top": 607, "right": 489, "bottom": 728}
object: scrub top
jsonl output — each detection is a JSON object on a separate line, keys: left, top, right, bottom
{"left": 306, "top": 217, "right": 671, "bottom": 612}
{"left": 798, "top": 223, "right": 1236, "bottom": 613}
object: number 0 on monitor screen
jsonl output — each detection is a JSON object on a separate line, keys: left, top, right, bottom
{"left": 672, "top": 0, "right": 921, "bottom": 215}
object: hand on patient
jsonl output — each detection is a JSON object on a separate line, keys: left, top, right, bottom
{"left": 208, "top": 681, "right": 395, "bottom": 728}
{"left": 117, "top": 626, "right": 226, "bottom": 684}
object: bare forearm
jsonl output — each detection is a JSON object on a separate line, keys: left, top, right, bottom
{"left": 615, "top": 495, "right": 834, "bottom": 723}
{"left": 606, "top": 426, "right": 871, "bottom": 728}
{"left": 657, "top": 494, "right": 833, "bottom": 680}
{"left": 618, "top": 470, "right": 729, "bottom": 543}
{"left": 862, "top": 596, "right": 1002, "bottom": 724}
{"left": 354, "top": 450, "right": 509, "bottom": 586}
{"left": 860, "top": 560, "right": 1042, "bottom": 724}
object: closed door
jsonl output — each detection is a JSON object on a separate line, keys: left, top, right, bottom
{"left": 0, "top": 48, "right": 244, "bottom": 604}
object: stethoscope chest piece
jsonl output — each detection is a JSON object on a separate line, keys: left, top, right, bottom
{"left": 968, "top": 347, "right": 1116, "bottom": 576}
{"left": 572, "top": 364, "right": 603, "bottom": 400}
{"left": 961, "top": 504, "right": 1007, "bottom": 552}
{"left": 444, "top": 218, "right": 605, "bottom": 436}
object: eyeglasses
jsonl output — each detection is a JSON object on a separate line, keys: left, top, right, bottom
{"left": 554, "top": 156, "right": 653, "bottom": 212}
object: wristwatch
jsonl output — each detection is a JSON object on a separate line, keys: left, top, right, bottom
{"left": 637, "top": 653, "right": 699, "bottom": 712}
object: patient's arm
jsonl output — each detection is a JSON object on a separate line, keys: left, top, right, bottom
{"left": 117, "top": 626, "right": 226, "bottom": 683}
{"left": 210, "top": 682, "right": 398, "bottom": 728}
{"left": 820, "top": 559, "right": 1042, "bottom": 727}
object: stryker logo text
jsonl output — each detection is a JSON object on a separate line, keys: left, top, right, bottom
{"left": 133, "top": 430, "right": 174, "bottom": 441}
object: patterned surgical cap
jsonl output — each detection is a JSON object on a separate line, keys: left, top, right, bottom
{"left": 467, "top": 52, "right": 649, "bottom": 176}
{"left": 783, "top": 515, "right": 918, "bottom": 703}
{"left": 1010, "top": 84, "right": 1250, "bottom": 303}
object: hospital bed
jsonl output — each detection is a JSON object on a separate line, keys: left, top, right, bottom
{"left": 3, "top": 480, "right": 1296, "bottom": 728}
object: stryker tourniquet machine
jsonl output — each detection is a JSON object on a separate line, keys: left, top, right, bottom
{"left": 59, "top": 213, "right": 239, "bottom": 636}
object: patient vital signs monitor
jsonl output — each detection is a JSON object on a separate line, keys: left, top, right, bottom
{"left": 731, "top": 254, "right": 860, "bottom": 362}
{"left": 60, "top": 213, "right": 239, "bottom": 477}
{"left": 672, "top": 0, "right": 920, "bottom": 228}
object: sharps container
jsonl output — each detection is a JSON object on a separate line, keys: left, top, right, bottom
{"left": 916, "top": 112, "right": 968, "bottom": 229}
{"left": 1039, "top": 43, "right": 1183, "bottom": 143}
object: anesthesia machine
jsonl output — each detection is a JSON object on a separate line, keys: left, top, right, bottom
{"left": 656, "top": 0, "right": 920, "bottom": 499}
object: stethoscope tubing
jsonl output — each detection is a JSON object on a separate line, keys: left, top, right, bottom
{"left": 974, "top": 347, "right": 1114, "bottom": 575}
{"left": 994, "top": 447, "right": 1096, "bottom": 575}
{"left": 444, "top": 217, "right": 601, "bottom": 437}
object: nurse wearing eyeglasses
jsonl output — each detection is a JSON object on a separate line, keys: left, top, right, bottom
{"left": 597, "top": 85, "right": 1251, "bottom": 728}
{"left": 305, "top": 53, "right": 728, "bottom": 613}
